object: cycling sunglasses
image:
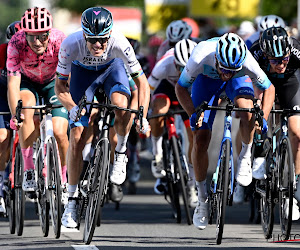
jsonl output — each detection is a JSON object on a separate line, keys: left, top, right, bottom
{"left": 269, "top": 55, "right": 290, "bottom": 65}
{"left": 217, "top": 61, "right": 241, "bottom": 75}
{"left": 85, "top": 35, "right": 110, "bottom": 45}
{"left": 175, "top": 63, "right": 184, "bottom": 73}
{"left": 26, "top": 31, "right": 49, "bottom": 43}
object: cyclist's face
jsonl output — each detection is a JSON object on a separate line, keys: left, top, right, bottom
{"left": 268, "top": 53, "right": 290, "bottom": 74}
{"left": 216, "top": 59, "right": 238, "bottom": 81}
{"left": 84, "top": 33, "right": 110, "bottom": 57}
{"left": 26, "top": 30, "right": 50, "bottom": 55}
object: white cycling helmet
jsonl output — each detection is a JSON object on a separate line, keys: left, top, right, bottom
{"left": 258, "top": 15, "right": 286, "bottom": 32}
{"left": 174, "top": 39, "right": 197, "bottom": 67}
{"left": 166, "top": 20, "right": 192, "bottom": 43}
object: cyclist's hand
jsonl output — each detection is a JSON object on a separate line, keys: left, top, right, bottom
{"left": 136, "top": 117, "right": 150, "bottom": 135}
{"left": 69, "top": 105, "right": 86, "bottom": 122}
{"left": 10, "top": 114, "right": 24, "bottom": 131}
{"left": 190, "top": 112, "right": 204, "bottom": 130}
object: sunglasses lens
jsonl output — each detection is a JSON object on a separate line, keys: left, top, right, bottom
{"left": 86, "top": 37, "right": 109, "bottom": 44}
{"left": 26, "top": 32, "right": 49, "bottom": 42}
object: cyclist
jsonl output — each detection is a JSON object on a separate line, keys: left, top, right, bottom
{"left": 7, "top": 7, "right": 69, "bottom": 192}
{"left": 149, "top": 38, "right": 198, "bottom": 207}
{"left": 248, "top": 27, "right": 300, "bottom": 219}
{"left": 55, "top": 7, "right": 150, "bottom": 228}
{"left": 0, "top": 21, "right": 22, "bottom": 215}
{"left": 175, "top": 33, "right": 275, "bottom": 230}
{"left": 245, "top": 14, "right": 286, "bottom": 49}
{"left": 156, "top": 20, "right": 193, "bottom": 61}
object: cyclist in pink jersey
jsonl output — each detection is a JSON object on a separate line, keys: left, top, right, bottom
{"left": 7, "top": 7, "right": 69, "bottom": 192}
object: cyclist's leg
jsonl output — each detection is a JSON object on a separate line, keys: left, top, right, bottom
{"left": 227, "top": 76, "right": 255, "bottom": 187}
{"left": 19, "top": 82, "right": 39, "bottom": 191}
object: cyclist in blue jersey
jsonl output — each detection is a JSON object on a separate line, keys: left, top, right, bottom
{"left": 55, "top": 7, "right": 150, "bottom": 228}
{"left": 175, "top": 33, "right": 275, "bottom": 230}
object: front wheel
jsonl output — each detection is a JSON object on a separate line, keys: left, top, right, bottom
{"left": 278, "top": 138, "right": 294, "bottom": 240}
{"left": 14, "top": 144, "right": 25, "bottom": 236}
{"left": 216, "top": 139, "right": 230, "bottom": 245}
{"left": 7, "top": 162, "right": 15, "bottom": 234}
{"left": 83, "top": 139, "right": 110, "bottom": 244}
{"left": 47, "top": 137, "right": 62, "bottom": 239}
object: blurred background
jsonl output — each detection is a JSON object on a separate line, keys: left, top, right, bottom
{"left": 0, "top": 0, "right": 298, "bottom": 48}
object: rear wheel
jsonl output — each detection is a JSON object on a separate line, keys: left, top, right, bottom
{"left": 162, "top": 136, "right": 181, "bottom": 223}
{"left": 14, "top": 144, "right": 25, "bottom": 236}
{"left": 83, "top": 139, "right": 110, "bottom": 244}
{"left": 36, "top": 143, "right": 49, "bottom": 237}
{"left": 216, "top": 139, "right": 230, "bottom": 245}
{"left": 47, "top": 137, "right": 62, "bottom": 239}
{"left": 278, "top": 138, "right": 294, "bottom": 240}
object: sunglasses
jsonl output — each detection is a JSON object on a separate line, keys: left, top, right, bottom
{"left": 269, "top": 55, "right": 290, "bottom": 65}
{"left": 217, "top": 61, "right": 241, "bottom": 75}
{"left": 175, "top": 63, "right": 184, "bottom": 73}
{"left": 85, "top": 36, "right": 110, "bottom": 45}
{"left": 26, "top": 31, "right": 49, "bottom": 43}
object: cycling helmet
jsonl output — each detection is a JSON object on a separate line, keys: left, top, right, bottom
{"left": 259, "top": 27, "right": 291, "bottom": 57}
{"left": 258, "top": 15, "right": 285, "bottom": 32}
{"left": 216, "top": 33, "right": 247, "bottom": 70}
{"left": 21, "top": 7, "right": 52, "bottom": 32}
{"left": 166, "top": 20, "right": 192, "bottom": 43}
{"left": 148, "top": 35, "right": 163, "bottom": 47}
{"left": 6, "top": 21, "right": 21, "bottom": 40}
{"left": 174, "top": 39, "right": 197, "bottom": 67}
{"left": 81, "top": 7, "right": 113, "bottom": 36}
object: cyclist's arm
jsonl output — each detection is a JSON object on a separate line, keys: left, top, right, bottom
{"left": 7, "top": 75, "right": 21, "bottom": 116}
{"left": 55, "top": 77, "right": 76, "bottom": 111}
{"left": 175, "top": 83, "right": 194, "bottom": 117}
{"left": 261, "top": 84, "right": 275, "bottom": 120}
{"left": 132, "top": 73, "right": 150, "bottom": 118}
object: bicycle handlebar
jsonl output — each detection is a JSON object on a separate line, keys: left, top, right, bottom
{"left": 270, "top": 108, "right": 300, "bottom": 114}
{"left": 147, "top": 109, "right": 187, "bottom": 120}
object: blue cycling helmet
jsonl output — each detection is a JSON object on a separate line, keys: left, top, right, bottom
{"left": 81, "top": 7, "right": 113, "bottom": 36}
{"left": 216, "top": 33, "right": 247, "bottom": 70}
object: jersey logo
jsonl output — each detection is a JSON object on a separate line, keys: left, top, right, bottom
{"left": 93, "top": 11, "right": 101, "bottom": 15}
{"left": 124, "top": 47, "right": 131, "bottom": 56}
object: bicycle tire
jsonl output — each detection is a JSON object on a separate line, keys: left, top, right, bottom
{"left": 14, "top": 144, "right": 25, "bottom": 236}
{"left": 83, "top": 138, "right": 110, "bottom": 244}
{"left": 216, "top": 139, "right": 230, "bottom": 245}
{"left": 162, "top": 135, "right": 181, "bottom": 223}
{"left": 278, "top": 138, "right": 294, "bottom": 240}
{"left": 36, "top": 145, "right": 49, "bottom": 237}
{"left": 47, "top": 137, "right": 62, "bottom": 239}
{"left": 7, "top": 161, "right": 15, "bottom": 234}
{"left": 259, "top": 139, "right": 274, "bottom": 239}
{"left": 171, "top": 136, "right": 192, "bottom": 225}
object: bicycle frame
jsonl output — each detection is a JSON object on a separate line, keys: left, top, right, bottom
{"left": 212, "top": 113, "right": 234, "bottom": 197}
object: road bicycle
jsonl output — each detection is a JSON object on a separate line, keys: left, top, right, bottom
{"left": 74, "top": 91, "right": 144, "bottom": 244}
{"left": 16, "top": 99, "right": 63, "bottom": 238}
{"left": 256, "top": 107, "right": 300, "bottom": 240}
{"left": 148, "top": 107, "right": 192, "bottom": 225}
{"left": 196, "top": 100, "right": 263, "bottom": 245}
{"left": 2, "top": 110, "right": 25, "bottom": 236}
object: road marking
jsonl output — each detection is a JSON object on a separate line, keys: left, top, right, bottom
{"left": 72, "top": 245, "right": 99, "bottom": 250}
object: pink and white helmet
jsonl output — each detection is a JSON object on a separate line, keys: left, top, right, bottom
{"left": 21, "top": 7, "right": 52, "bottom": 32}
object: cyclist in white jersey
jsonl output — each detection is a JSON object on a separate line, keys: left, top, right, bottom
{"left": 175, "top": 33, "right": 275, "bottom": 230}
{"left": 149, "top": 39, "right": 198, "bottom": 207}
{"left": 55, "top": 7, "right": 150, "bottom": 228}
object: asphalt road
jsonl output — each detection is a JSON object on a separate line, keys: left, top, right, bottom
{"left": 1, "top": 112, "right": 300, "bottom": 249}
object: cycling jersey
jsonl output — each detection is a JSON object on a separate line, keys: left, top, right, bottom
{"left": 6, "top": 29, "right": 65, "bottom": 84}
{"left": 250, "top": 37, "right": 300, "bottom": 112}
{"left": 56, "top": 29, "right": 143, "bottom": 80}
{"left": 148, "top": 48, "right": 179, "bottom": 92}
{"left": 178, "top": 37, "right": 271, "bottom": 90}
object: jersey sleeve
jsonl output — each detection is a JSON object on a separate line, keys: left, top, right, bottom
{"left": 6, "top": 33, "right": 22, "bottom": 77}
{"left": 114, "top": 34, "right": 144, "bottom": 79}
{"left": 56, "top": 35, "right": 77, "bottom": 80}
{"left": 148, "top": 54, "right": 171, "bottom": 93}
{"left": 243, "top": 51, "right": 272, "bottom": 90}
